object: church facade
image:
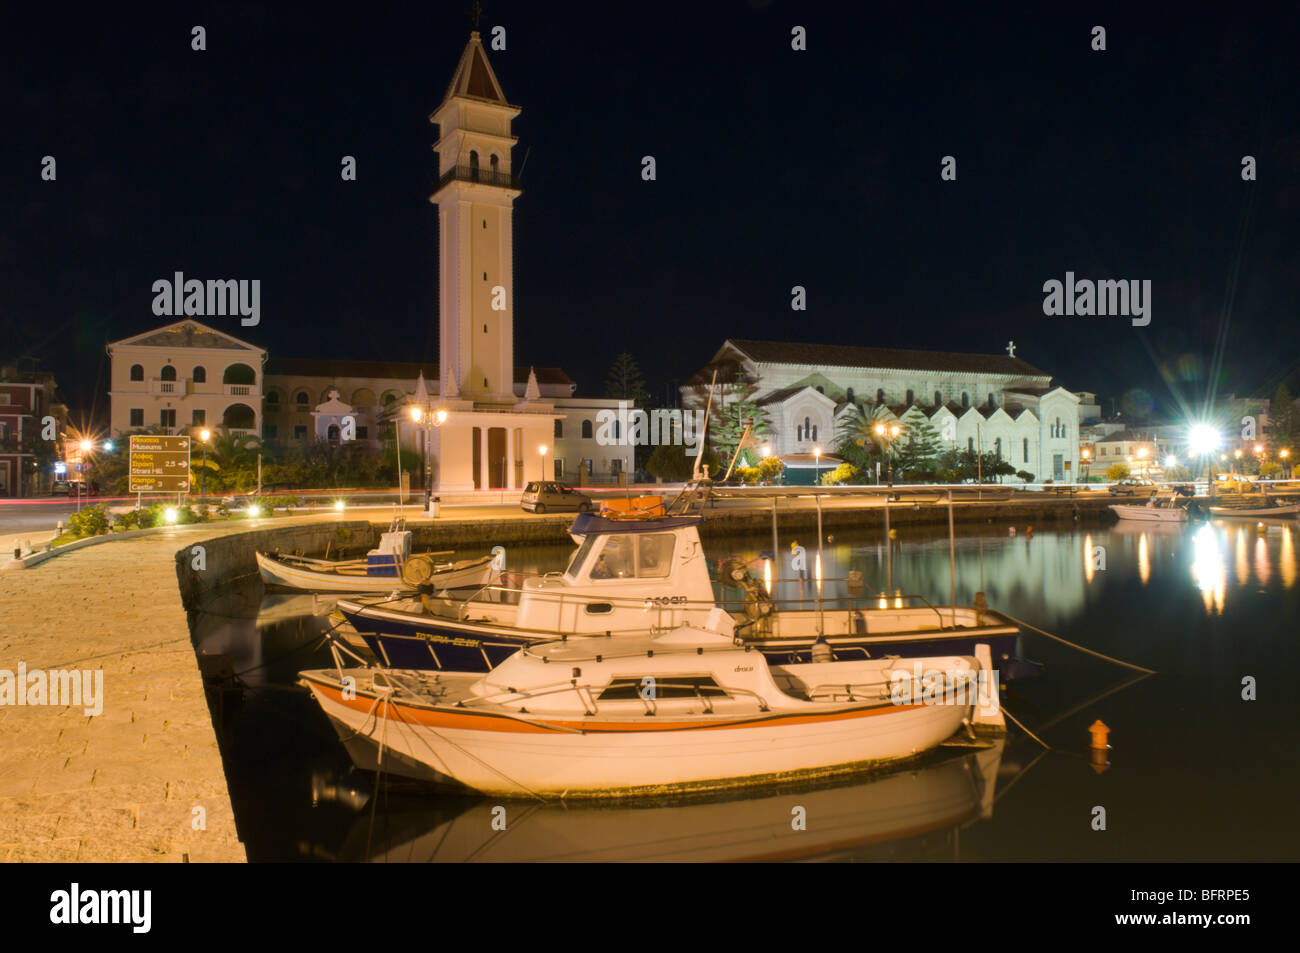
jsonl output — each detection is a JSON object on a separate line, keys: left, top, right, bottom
{"left": 685, "top": 339, "right": 1083, "bottom": 483}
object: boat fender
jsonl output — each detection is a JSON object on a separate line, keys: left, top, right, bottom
{"left": 811, "top": 634, "right": 833, "bottom": 663}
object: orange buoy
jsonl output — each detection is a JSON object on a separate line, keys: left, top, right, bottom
{"left": 1088, "top": 719, "right": 1110, "bottom": 749}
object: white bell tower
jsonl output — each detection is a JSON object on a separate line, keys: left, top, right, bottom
{"left": 429, "top": 30, "right": 520, "bottom": 405}
{"left": 424, "top": 30, "right": 557, "bottom": 494}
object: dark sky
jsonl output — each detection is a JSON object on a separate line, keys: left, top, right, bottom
{"left": 3, "top": 2, "right": 1298, "bottom": 427}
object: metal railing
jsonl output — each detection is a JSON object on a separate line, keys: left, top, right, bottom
{"left": 434, "top": 164, "right": 520, "bottom": 192}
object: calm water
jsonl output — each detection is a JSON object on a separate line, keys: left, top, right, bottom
{"left": 188, "top": 520, "right": 1300, "bottom": 861}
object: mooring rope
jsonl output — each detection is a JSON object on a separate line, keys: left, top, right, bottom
{"left": 1000, "top": 704, "right": 1052, "bottom": 751}
{"left": 1005, "top": 613, "right": 1158, "bottom": 675}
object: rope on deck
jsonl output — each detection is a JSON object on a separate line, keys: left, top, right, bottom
{"left": 1006, "top": 613, "right": 1158, "bottom": 675}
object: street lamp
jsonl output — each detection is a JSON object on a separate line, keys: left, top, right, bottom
{"left": 813, "top": 446, "right": 821, "bottom": 485}
{"left": 874, "top": 422, "right": 901, "bottom": 485}
{"left": 199, "top": 428, "right": 211, "bottom": 500}
{"left": 409, "top": 404, "right": 448, "bottom": 513}
{"left": 539, "top": 444, "right": 548, "bottom": 481}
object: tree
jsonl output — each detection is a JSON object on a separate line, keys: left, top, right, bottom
{"left": 646, "top": 442, "right": 719, "bottom": 482}
{"left": 895, "top": 418, "right": 944, "bottom": 476}
{"left": 1106, "top": 463, "right": 1131, "bottom": 482}
{"left": 708, "top": 367, "right": 771, "bottom": 466}
{"left": 1270, "top": 384, "right": 1297, "bottom": 453}
{"left": 604, "top": 352, "right": 650, "bottom": 407}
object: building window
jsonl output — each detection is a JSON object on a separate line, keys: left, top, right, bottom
{"left": 613, "top": 421, "right": 621, "bottom": 440}
{"left": 994, "top": 437, "right": 1002, "bottom": 460}
{"left": 356, "top": 426, "right": 368, "bottom": 440}
{"left": 160, "top": 409, "right": 176, "bottom": 429}
{"left": 968, "top": 437, "right": 974, "bottom": 452}
{"left": 581, "top": 419, "right": 593, "bottom": 439}
{"left": 797, "top": 425, "right": 802, "bottom": 441}
{"left": 192, "top": 409, "right": 206, "bottom": 426}
{"left": 130, "top": 408, "right": 144, "bottom": 427}
{"left": 554, "top": 419, "right": 563, "bottom": 439}
{"left": 934, "top": 390, "right": 942, "bottom": 407}
{"left": 294, "top": 425, "right": 307, "bottom": 440}
{"left": 846, "top": 387, "right": 855, "bottom": 403}
{"left": 490, "top": 154, "right": 499, "bottom": 173}
{"left": 129, "top": 364, "right": 144, "bottom": 382}
{"left": 876, "top": 389, "right": 885, "bottom": 404}
{"left": 193, "top": 366, "right": 206, "bottom": 384}
{"left": 1023, "top": 438, "right": 1029, "bottom": 462}
{"left": 905, "top": 389, "right": 914, "bottom": 406}
{"left": 812, "top": 425, "right": 818, "bottom": 441}
{"left": 295, "top": 391, "right": 309, "bottom": 406}
{"left": 961, "top": 392, "right": 970, "bottom": 407}
{"left": 988, "top": 393, "right": 995, "bottom": 407}
{"left": 263, "top": 424, "right": 277, "bottom": 440}
{"left": 266, "top": 391, "right": 279, "bottom": 406}
{"left": 804, "top": 416, "right": 811, "bottom": 438}
{"left": 160, "top": 365, "right": 177, "bottom": 382}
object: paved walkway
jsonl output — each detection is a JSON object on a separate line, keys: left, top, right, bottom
{"left": 0, "top": 524, "right": 252, "bottom": 862}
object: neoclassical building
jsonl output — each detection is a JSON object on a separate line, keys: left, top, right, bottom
{"left": 685, "top": 339, "right": 1084, "bottom": 483}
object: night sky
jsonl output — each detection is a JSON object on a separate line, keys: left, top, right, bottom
{"left": 4, "top": 2, "right": 1298, "bottom": 426}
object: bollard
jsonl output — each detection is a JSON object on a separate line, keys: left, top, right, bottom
{"left": 1089, "top": 719, "right": 1111, "bottom": 774}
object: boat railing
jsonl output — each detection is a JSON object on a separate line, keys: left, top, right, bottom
{"left": 465, "top": 676, "right": 774, "bottom": 715}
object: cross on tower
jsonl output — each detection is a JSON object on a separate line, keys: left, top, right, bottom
{"left": 1006, "top": 340, "right": 1017, "bottom": 358}
{"left": 466, "top": 1, "right": 484, "bottom": 29}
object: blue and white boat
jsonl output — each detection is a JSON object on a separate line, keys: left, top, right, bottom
{"left": 334, "top": 512, "right": 1037, "bottom": 678}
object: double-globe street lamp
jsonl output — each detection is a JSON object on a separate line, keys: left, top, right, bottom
{"left": 199, "top": 428, "right": 211, "bottom": 500}
{"left": 409, "top": 404, "right": 448, "bottom": 513}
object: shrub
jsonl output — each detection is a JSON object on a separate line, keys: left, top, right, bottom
{"left": 1105, "top": 463, "right": 1131, "bottom": 482}
{"left": 757, "top": 456, "right": 785, "bottom": 484}
{"left": 820, "top": 463, "right": 861, "bottom": 486}
{"left": 1016, "top": 470, "right": 1035, "bottom": 483}
{"left": 66, "top": 504, "right": 110, "bottom": 539}
{"left": 735, "top": 466, "right": 760, "bottom": 485}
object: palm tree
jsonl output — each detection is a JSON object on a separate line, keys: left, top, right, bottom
{"left": 192, "top": 428, "right": 261, "bottom": 490}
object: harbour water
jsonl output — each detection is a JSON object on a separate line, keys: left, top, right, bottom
{"left": 188, "top": 520, "right": 1300, "bottom": 861}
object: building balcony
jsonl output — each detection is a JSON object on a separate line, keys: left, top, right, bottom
{"left": 433, "top": 164, "right": 521, "bottom": 193}
{"left": 149, "top": 379, "right": 179, "bottom": 395}
{"left": 224, "top": 383, "right": 257, "bottom": 396}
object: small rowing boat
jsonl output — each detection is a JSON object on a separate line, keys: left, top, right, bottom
{"left": 299, "top": 625, "right": 1003, "bottom": 797}
{"left": 257, "top": 528, "right": 495, "bottom": 593}
{"left": 1206, "top": 501, "right": 1300, "bottom": 518}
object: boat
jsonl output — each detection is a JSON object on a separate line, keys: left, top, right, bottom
{"left": 1108, "top": 497, "right": 1191, "bottom": 523}
{"left": 1206, "top": 500, "right": 1300, "bottom": 518}
{"left": 256, "top": 527, "right": 495, "bottom": 594}
{"left": 299, "top": 625, "right": 1003, "bottom": 797}
{"left": 333, "top": 739, "right": 1007, "bottom": 861}
{"left": 333, "top": 511, "right": 1035, "bottom": 678}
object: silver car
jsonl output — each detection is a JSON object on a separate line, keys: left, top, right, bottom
{"left": 521, "top": 481, "right": 593, "bottom": 514}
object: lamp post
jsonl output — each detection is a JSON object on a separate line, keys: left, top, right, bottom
{"left": 77, "top": 439, "right": 92, "bottom": 512}
{"left": 1282, "top": 448, "right": 1291, "bottom": 480}
{"left": 539, "top": 444, "right": 548, "bottom": 482}
{"left": 409, "top": 404, "right": 448, "bottom": 513}
{"left": 199, "top": 428, "right": 211, "bottom": 500}
{"left": 813, "top": 446, "right": 821, "bottom": 485}
{"left": 874, "top": 422, "right": 901, "bottom": 486}
{"left": 1081, "top": 447, "right": 1091, "bottom": 483}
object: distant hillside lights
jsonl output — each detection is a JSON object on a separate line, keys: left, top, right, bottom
{"left": 1042, "top": 272, "right": 1151, "bottom": 327}
{"left": 151, "top": 272, "right": 260, "bottom": 327}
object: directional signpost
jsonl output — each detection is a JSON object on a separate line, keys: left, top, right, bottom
{"left": 128, "top": 435, "right": 191, "bottom": 493}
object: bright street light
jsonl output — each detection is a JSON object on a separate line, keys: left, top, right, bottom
{"left": 334, "top": 500, "right": 345, "bottom": 512}
{"left": 200, "top": 428, "right": 211, "bottom": 442}
{"left": 163, "top": 507, "right": 178, "bottom": 524}
{"left": 1188, "top": 424, "right": 1221, "bottom": 456}
{"left": 409, "top": 406, "right": 423, "bottom": 422}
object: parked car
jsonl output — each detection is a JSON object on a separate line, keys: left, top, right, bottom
{"left": 521, "top": 481, "right": 593, "bottom": 514}
{"left": 1109, "top": 478, "right": 1157, "bottom": 497}
{"left": 50, "top": 481, "right": 72, "bottom": 495}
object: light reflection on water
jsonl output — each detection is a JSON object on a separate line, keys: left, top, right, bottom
{"left": 189, "top": 520, "right": 1300, "bottom": 862}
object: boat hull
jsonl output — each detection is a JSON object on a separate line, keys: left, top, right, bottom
{"left": 256, "top": 551, "right": 493, "bottom": 593}
{"left": 302, "top": 673, "right": 975, "bottom": 797}
{"left": 1207, "top": 504, "right": 1300, "bottom": 518}
{"left": 1108, "top": 504, "right": 1189, "bottom": 522}
{"left": 338, "top": 601, "right": 1032, "bottom": 679}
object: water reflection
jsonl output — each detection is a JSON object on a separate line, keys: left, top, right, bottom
{"left": 333, "top": 742, "right": 1009, "bottom": 863}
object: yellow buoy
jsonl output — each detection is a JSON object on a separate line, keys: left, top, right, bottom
{"left": 1088, "top": 719, "right": 1110, "bottom": 749}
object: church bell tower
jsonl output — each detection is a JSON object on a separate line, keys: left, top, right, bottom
{"left": 429, "top": 30, "right": 521, "bottom": 405}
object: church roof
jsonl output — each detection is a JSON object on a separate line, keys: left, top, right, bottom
{"left": 724, "top": 339, "right": 1050, "bottom": 378}
{"left": 441, "top": 31, "right": 509, "bottom": 107}
{"left": 265, "top": 357, "right": 571, "bottom": 387}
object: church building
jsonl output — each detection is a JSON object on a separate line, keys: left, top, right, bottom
{"left": 686, "top": 339, "right": 1083, "bottom": 483}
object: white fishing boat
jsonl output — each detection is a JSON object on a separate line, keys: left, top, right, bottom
{"left": 1206, "top": 501, "right": 1300, "bottom": 518}
{"left": 257, "top": 528, "right": 495, "bottom": 594}
{"left": 1109, "top": 497, "right": 1190, "bottom": 523}
{"left": 299, "top": 624, "right": 1003, "bottom": 797}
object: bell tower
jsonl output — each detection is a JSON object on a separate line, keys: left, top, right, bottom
{"left": 429, "top": 31, "right": 521, "bottom": 405}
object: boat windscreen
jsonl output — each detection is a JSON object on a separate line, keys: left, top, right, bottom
{"left": 566, "top": 535, "right": 597, "bottom": 577}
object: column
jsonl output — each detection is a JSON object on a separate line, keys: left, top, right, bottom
{"left": 479, "top": 422, "right": 490, "bottom": 491}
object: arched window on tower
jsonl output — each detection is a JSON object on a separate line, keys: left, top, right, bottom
{"left": 906, "top": 389, "right": 914, "bottom": 406}
{"left": 845, "top": 387, "right": 855, "bottom": 404}
{"left": 490, "top": 154, "right": 499, "bottom": 177}
{"left": 876, "top": 388, "right": 885, "bottom": 404}
{"left": 469, "top": 150, "right": 479, "bottom": 181}
{"left": 961, "top": 392, "right": 970, "bottom": 408}
{"left": 934, "top": 390, "right": 942, "bottom": 407}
